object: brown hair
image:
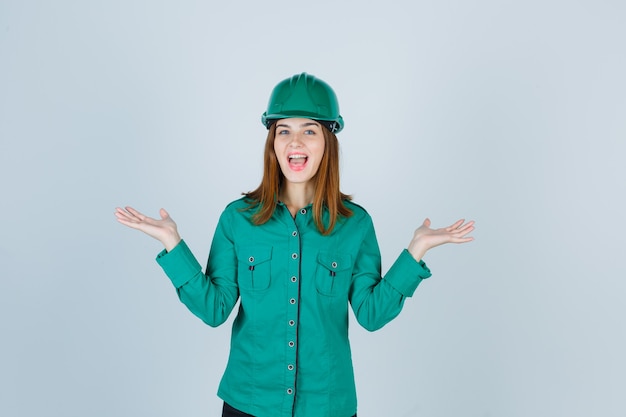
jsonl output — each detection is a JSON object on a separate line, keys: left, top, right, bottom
{"left": 243, "top": 123, "right": 353, "bottom": 235}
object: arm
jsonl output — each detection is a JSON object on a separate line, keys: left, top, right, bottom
{"left": 349, "top": 216, "right": 474, "bottom": 331}
{"left": 115, "top": 206, "right": 239, "bottom": 327}
{"left": 157, "top": 218, "right": 239, "bottom": 327}
{"left": 349, "top": 217, "right": 430, "bottom": 331}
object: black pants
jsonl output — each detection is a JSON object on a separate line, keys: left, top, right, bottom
{"left": 222, "top": 402, "right": 357, "bottom": 417}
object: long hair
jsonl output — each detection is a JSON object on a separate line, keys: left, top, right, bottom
{"left": 244, "top": 123, "right": 353, "bottom": 235}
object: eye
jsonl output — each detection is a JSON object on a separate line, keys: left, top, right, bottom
{"left": 277, "top": 129, "right": 290, "bottom": 135}
{"left": 304, "top": 129, "right": 316, "bottom": 135}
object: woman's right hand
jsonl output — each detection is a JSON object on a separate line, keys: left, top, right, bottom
{"left": 115, "top": 206, "right": 181, "bottom": 252}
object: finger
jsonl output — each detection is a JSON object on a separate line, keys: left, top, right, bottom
{"left": 452, "top": 225, "right": 474, "bottom": 238}
{"left": 125, "top": 206, "right": 146, "bottom": 221}
{"left": 159, "top": 208, "right": 169, "bottom": 220}
{"left": 114, "top": 208, "right": 136, "bottom": 222}
{"left": 115, "top": 215, "right": 142, "bottom": 229}
{"left": 115, "top": 207, "right": 131, "bottom": 216}
{"left": 116, "top": 207, "right": 153, "bottom": 225}
{"left": 456, "top": 221, "right": 475, "bottom": 233}
{"left": 446, "top": 219, "right": 465, "bottom": 231}
{"left": 423, "top": 218, "right": 431, "bottom": 228}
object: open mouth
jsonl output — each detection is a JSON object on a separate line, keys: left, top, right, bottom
{"left": 288, "top": 154, "right": 308, "bottom": 171}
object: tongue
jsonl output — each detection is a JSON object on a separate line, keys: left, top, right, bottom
{"left": 290, "top": 158, "right": 306, "bottom": 166}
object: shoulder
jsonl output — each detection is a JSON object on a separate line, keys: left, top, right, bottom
{"left": 223, "top": 196, "right": 252, "bottom": 212}
{"left": 343, "top": 199, "right": 372, "bottom": 222}
{"left": 216, "top": 196, "right": 256, "bottom": 223}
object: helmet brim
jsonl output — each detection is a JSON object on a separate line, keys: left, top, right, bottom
{"left": 262, "top": 112, "right": 344, "bottom": 133}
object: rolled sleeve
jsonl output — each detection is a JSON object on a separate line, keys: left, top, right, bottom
{"left": 383, "top": 249, "right": 432, "bottom": 297}
{"left": 156, "top": 240, "right": 203, "bottom": 289}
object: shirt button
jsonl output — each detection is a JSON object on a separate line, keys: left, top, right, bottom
{"left": 289, "top": 320, "right": 295, "bottom": 326}
{"left": 291, "top": 253, "right": 298, "bottom": 260}
{"left": 288, "top": 341, "right": 295, "bottom": 347}
{"left": 289, "top": 298, "right": 296, "bottom": 305}
{"left": 300, "top": 208, "right": 307, "bottom": 215}
{"left": 288, "top": 364, "right": 294, "bottom": 371}
{"left": 331, "top": 261, "right": 338, "bottom": 268}
{"left": 292, "top": 230, "right": 298, "bottom": 237}
{"left": 248, "top": 257, "right": 254, "bottom": 263}
{"left": 291, "top": 276, "right": 297, "bottom": 283}
{"left": 287, "top": 388, "right": 293, "bottom": 395}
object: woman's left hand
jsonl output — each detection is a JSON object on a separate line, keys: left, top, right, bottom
{"left": 407, "top": 218, "right": 475, "bottom": 262}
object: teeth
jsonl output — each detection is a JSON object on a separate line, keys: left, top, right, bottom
{"left": 289, "top": 155, "right": 307, "bottom": 160}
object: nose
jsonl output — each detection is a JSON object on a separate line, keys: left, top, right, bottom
{"left": 289, "top": 133, "right": 303, "bottom": 147}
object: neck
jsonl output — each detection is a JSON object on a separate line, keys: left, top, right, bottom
{"left": 280, "top": 182, "right": 315, "bottom": 216}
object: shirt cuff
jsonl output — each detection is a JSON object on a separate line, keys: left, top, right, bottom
{"left": 156, "top": 239, "right": 203, "bottom": 288}
{"left": 384, "top": 249, "right": 432, "bottom": 297}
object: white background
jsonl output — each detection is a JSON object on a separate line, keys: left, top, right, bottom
{"left": 1, "top": 1, "right": 625, "bottom": 416}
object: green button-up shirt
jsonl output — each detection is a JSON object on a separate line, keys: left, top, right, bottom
{"left": 156, "top": 198, "right": 431, "bottom": 417}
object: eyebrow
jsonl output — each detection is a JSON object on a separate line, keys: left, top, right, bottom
{"left": 275, "top": 121, "right": 321, "bottom": 128}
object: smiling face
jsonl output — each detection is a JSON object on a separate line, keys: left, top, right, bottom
{"left": 273, "top": 118, "right": 326, "bottom": 188}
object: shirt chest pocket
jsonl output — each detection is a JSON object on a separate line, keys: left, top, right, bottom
{"left": 237, "top": 246, "right": 273, "bottom": 291}
{"left": 315, "top": 252, "right": 353, "bottom": 296}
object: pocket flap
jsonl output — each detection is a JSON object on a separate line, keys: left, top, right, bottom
{"left": 317, "top": 252, "right": 352, "bottom": 272}
{"left": 238, "top": 246, "right": 273, "bottom": 266}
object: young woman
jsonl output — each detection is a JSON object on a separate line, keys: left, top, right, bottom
{"left": 115, "top": 73, "right": 474, "bottom": 417}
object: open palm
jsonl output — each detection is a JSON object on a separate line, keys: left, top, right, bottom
{"left": 114, "top": 206, "right": 181, "bottom": 251}
{"left": 408, "top": 218, "right": 475, "bottom": 262}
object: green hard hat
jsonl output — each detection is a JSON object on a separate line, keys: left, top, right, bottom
{"left": 261, "top": 72, "right": 344, "bottom": 133}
